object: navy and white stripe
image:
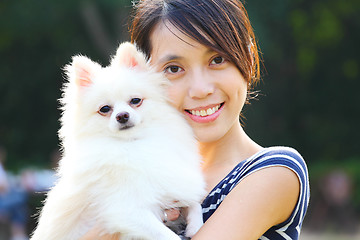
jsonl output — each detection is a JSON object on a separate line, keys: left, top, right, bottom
{"left": 201, "top": 146, "right": 310, "bottom": 240}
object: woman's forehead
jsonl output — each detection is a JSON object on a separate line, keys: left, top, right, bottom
{"left": 150, "top": 22, "right": 215, "bottom": 62}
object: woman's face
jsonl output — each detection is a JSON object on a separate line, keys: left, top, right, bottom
{"left": 150, "top": 23, "right": 248, "bottom": 143}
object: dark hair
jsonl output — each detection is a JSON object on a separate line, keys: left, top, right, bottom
{"left": 130, "top": 0, "right": 260, "bottom": 88}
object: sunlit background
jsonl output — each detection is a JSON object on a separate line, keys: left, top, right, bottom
{"left": 0, "top": 0, "right": 359, "bottom": 239}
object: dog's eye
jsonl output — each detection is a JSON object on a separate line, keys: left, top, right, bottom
{"left": 129, "top": 98, "right": 143, "bottom": 107}
{"left": 98, "top": 105, "right": 112, "bottom": 115}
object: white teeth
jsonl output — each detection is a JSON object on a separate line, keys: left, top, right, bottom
{"left": 190, "top": 104, "right": 221, "bottom": 117}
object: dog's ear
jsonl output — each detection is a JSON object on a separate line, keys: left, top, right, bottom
{"left": 66, "top": 56, "right": 101, "bottom": 87}
{"left": 112, "top": 42, "right": 148, "bottom": 70}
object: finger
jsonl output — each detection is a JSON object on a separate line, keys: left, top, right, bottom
{"left": 165, "top": 208, "right": 180, "bottom": 222}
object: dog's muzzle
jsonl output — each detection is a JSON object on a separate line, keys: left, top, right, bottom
{"left": 116, "top": 112, "right": 134, "bottom": 130}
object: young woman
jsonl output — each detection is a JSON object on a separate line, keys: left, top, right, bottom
{"left": 82, "top": 0, "right": 309, "bottom": 239}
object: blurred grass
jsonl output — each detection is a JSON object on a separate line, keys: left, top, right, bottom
{"left": 301, "top": 230, "right": 360, "bottom": 240}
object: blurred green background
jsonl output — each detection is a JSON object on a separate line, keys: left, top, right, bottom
{"left": 0, "top": 0, "right": 359, "bottom": 237}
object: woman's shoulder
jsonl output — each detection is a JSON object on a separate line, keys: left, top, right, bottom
{"left": 242, "top": 146, "right": 308, "bottom": 174}
{"left": 202, "top": 146, "right": 310, "bottom": 238}
{"left": 202, "top": 146, "right": 310, "bottom": 227}
{"left": 249, "top": 146, "right": 304, "bottom": 161}
{"left": 236, "top": 146, "right": 310, "bottom": 238}
{"left": 205, "top": 146, "right": 308, "bottom": 194}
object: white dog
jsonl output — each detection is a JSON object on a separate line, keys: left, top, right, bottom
{"left": 30, "top": 42, "right": 206, "bottom": 240}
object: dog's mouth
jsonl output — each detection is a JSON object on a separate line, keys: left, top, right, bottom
{"left": 119, "top": 124, "right": 134, "bottom": 130}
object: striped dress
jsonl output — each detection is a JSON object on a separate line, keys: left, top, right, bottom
{"left": 201, "top": 146, "right": 310, "bottom": 240}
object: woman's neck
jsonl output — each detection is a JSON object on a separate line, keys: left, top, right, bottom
{"left": 199, "top": 122, "right": 262, "bottom": 171}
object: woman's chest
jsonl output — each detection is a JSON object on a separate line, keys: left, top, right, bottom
{"left": 203, "top": 162, "right": 240, "bottom": 195}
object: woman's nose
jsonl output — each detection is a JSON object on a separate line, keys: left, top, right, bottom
{"left": 188, "top": 70, "right": 215, "bottom": 99}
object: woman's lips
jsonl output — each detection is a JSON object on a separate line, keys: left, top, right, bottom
{"left": 184, "top": 103, "right": 224, "bottom": 123}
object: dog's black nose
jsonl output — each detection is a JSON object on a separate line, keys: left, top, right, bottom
{"left": 116, "top": 112, "right": 130, "bottom": 124}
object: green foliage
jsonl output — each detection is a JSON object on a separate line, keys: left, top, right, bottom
{"left": 245, "top": 0, "right": 360, "bottom": 164}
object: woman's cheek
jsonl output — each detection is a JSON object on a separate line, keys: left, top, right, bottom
{"left": 167, "top": 82, "right": 182, "bottom": 111}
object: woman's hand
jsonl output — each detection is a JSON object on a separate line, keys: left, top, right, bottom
{"left": 79, "top": 208, "right": 181, "bottom": 240}
{"left": 164, "top": 207, "right": 181, "bottom": 223}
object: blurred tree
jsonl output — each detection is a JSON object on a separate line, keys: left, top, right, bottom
{"left": 245, "top": 0, "right": 360, "bottom": 163}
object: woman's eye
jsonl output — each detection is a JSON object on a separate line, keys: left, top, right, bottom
{"left": 211, "top": 56, "right": 225, "bottom": 65}
{"left": 98, "top": 105, "right": 112, "bottom": 115}
{"left": 164, "top": 65, "right": 183, "bottom": 74}
{"left": 129, "top": 98, "right": 143, "bottom": 107}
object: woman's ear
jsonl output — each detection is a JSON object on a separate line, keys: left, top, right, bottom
{"left": 111, "top": 42, "right": 148, "bottom": 70}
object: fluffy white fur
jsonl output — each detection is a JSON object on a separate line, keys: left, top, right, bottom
{"left": 30, "top": 42, "right": 206, "bottom": 240}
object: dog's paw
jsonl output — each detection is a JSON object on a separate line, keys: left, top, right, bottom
{"left": 184, "top": 222, "right": 202, "bottom": 238}
{"left": 184, "top": 203, "right": 203, "bottom": 237}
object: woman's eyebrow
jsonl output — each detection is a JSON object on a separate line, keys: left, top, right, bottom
{"left": 205, "top": 49, "right": 218, "bottom": 56}
{"left": 158, "top": 54, "right": 184, "bottom": 64}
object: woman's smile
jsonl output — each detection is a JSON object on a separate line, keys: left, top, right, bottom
{"left": 184, "top": 103, "right": 225, "bottom": 123}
